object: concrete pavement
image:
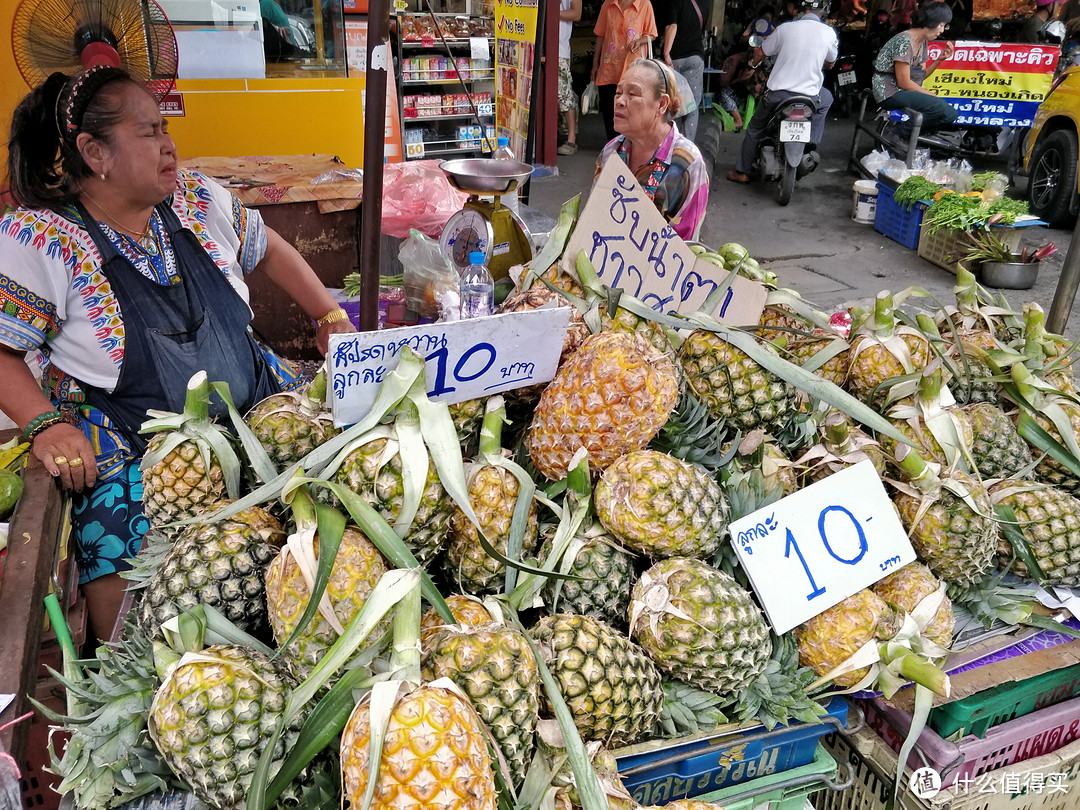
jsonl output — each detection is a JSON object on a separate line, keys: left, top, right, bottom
{"left": 528, "top": 109, "right": 1078, "bottom": 339}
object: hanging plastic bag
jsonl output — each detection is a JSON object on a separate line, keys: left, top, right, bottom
{"left": 581, "top": 81, "right": 600, "bottom": 115}
{"left": 399, "top": 229, "right": 460, "bottom": 321}
{"left": 672, "top": 70, "right": 697, "bottom": 117}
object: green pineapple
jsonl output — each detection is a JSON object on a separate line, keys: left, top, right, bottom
{"left": 964, "top": 402, "right": 1033, "bottom": 480}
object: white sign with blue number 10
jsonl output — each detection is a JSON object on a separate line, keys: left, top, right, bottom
{"left": 327, "top": 307, "right": 572, "bottom": 427}
{"left": 728, "top": 460, "right": 917, "bottom": 635}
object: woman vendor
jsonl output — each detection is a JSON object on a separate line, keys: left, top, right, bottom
{"left": 0, "top": 67, "right": 355, "bottom": 641}
{"left": 595, "top": 58, "right": 710, "bottom": 241}
{"left": 872, "top": 1, "right": 956, "bottom": 140}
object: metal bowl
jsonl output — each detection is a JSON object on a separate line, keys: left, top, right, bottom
{"left": 440, "top": 158, "right": 534, "bottom": 194}
{"left": 979, "top": 258, "right": 1039, "bottom": 290}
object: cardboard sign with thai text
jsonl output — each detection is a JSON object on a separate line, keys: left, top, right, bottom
{"left": 328, "top": 307, "right": 570, "bottom": 426}
{"left": 560, "top": 158, "right": 767, "bottom": 325}
{"left": 729, "top": 460, "right": 917, "bottom": 635}
{"left": 925, "top": 42, "right": 1056, "bottom": 128}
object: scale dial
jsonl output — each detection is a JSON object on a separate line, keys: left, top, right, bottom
{"left": 440, "top": 208, "right": 495, "bottom": 271}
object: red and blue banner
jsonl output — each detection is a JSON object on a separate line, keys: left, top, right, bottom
{"left": 925, "top": 42, "right": 1057, "bottom": 128}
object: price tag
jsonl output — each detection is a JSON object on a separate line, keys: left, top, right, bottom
{"left": 421, "top": 36, "right": 435, "bottom": 48}
{"left": 470, "top": 36, "right": 489, "bottom": 61}
{"left": 328, "top": 307, "right": 572, "bottom": 426}
{"left": 405, "top": 141, "right": 425, "bottom": 159}
{"left": 394, "top": 0, "right": 407, "bottom": 9}
{"left": 477, "top": 102, "right": 493, "bottom": 117}
{"left": 728, "top": 460, "right": 917, "bottom": 634}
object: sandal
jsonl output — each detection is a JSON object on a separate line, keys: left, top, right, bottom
{"left": 557, "top": 142, "right": 579, "bottom": 155}
{"left": 726, "top": 170, "right": 751, "bottom": 184}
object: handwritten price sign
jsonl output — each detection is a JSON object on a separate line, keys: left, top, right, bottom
{"left": 560, "top": 158, "right": 766, "bottom": 325}
{"left": 328, "top": 307, "right": 571, "bottom": 426}
{"left": 728, "top": 460, "right": 916, "bottom": 634}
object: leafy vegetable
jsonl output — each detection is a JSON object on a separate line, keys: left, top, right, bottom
{"left": 893, "top": 176, "right": 942, "bottom": 210}
{"left": 924, "top": 192, "right": 1029, "bottom": 234}
{"left": 971, "top": 171, "right": 1006, "bottom": 192}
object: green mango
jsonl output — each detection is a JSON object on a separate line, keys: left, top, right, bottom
{"left": 0, "top": 469, "right": 23, "bottom": 520}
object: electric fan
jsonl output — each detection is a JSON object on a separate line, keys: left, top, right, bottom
{"left": 12, "top": 0, "right": 179, "bottom": 100}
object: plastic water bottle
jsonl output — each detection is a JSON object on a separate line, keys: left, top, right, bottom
{"left": 492, "top": 136, "right": 522, "bottom": 216}
{"left": 460, "top": 251, "right": 494, "bottom": 319}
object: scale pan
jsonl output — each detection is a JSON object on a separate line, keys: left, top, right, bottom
{"left": 440, "top": 158, "right": 534, "bottom": 193}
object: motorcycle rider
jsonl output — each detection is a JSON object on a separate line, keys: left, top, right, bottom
{"left": 727, "top": 0, "right": 838, "bottom": 184}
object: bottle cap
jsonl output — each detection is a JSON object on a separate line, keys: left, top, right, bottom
{"left": 469, "top": 251, "right": 486, "bottom": 264}
{"left": 497, "top": 136, "right": 509, "bottom": 147}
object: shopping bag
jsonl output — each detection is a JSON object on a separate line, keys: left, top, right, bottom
{"left": 673, "top": 69, "right": 697, "bottom": 117}
{"left": 581, "top": 81, "right": 600, "bottom": 115}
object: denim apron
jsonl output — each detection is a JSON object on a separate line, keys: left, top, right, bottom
{"left": 74, "top": 200, "right": 280, "bottom": 455}
{"left": 69, "top": 201, "right": 281, "bottom": 584}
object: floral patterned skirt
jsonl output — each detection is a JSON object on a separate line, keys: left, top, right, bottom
{"left": 72, "top": 462, "right": 150, "bottom": 585}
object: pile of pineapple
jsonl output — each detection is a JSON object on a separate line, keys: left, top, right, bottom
{"left": 47, "top": 236, "right": 1080, "bottom": 810}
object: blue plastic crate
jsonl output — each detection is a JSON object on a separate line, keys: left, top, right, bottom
{"left": 614, "top": 696, "right": 849, "bottom": 805}
{"left": 874, "top": 181, "right": 925, "bottom": 250}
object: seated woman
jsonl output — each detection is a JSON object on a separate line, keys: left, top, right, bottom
{"left": 595, "top": 58, "right": 709, "bottom": 241}
{"left": 872, "top": 1, "right": 957, "bottom": 139}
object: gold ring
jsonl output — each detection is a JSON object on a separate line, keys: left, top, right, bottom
{"left": 53, "top": 455, "right": 68, "bottom": 465}
{"left": 69, "top": 457, "right": 84, "bottom": 468}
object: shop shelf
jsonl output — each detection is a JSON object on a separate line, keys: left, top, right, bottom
{"left": 695, "top": 742, "right": 852, "bottom": 810}
{"left": 405, "top": 111, "right": 493, "bottom": 121}
{"left": 402, "top": 73, "right": 494, "bottom": 85}
{"left": 874, "top": 180, "right": 926, "bottom": 250}
{"left": 859, "top": 694, "right": 1080, "bottom": 790}
{"left": 814, "top": 724, "right": 1080, "bottom": 810}
{"left": 613, "top": 695, "right": 850, "bottom": 804}
{"left": 927, "top": 662, "right": 1080, "bottom": 740}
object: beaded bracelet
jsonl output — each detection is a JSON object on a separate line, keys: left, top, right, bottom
{"left": 24, "top": 410, "right": 67, "bottom": 443}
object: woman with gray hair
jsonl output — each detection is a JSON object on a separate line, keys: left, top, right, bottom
{"left": 594, "top": 58, "right": 710, "bottom": 240}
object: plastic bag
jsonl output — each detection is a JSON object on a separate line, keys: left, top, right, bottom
{"left": 310, "top": 167, "right": 363, "bottom": 184}
{"left": 581, "top": 81, "right": 600, "bottom": 115}
{"left": 673, "top": 70, "right": 697, "bottom": 117}
{"left": 860, "top": 148, "right": 890, "bottom": 176}
{"left": 381, "top": 160, "right": 469, "bottom": 239}
{"left": 399, "top": 229, "right": 460, "bottom": 320}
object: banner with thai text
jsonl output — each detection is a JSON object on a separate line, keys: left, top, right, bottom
{"left": 924, "top": 42, "right": 1057, "bottom": 128}
{"left": 493, "top": 0, "right": 538, "bottom": 158}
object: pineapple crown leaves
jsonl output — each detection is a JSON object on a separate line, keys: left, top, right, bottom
{"left": 518, "top": 193, "right": 582, "bottom": 291}
{"left": 735, "top": 633, "right": 828, "bottom": 729}
{"left": 1005, "top": 366, "right": 1080, "bottom": 469}
{"left": 948, "top": 569, "right": 1038, "bottom": 630}
{"left": 891, "top": 446, "right": 993, "bottom": 527}
{"left": 658, "top": 680, "right": 730, "bottom": 737}
{"left": 650, "top": 385, "right": 736, "bottom": 472}
{"left": 886, "top": 362, "right": 975, "bottom": 472}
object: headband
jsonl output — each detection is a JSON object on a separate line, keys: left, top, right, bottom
{"left": 56, "top": 66, "right": 129, "bottom": 143}
{"left": 650, "top": 58, "right": 672, "bottom": 99}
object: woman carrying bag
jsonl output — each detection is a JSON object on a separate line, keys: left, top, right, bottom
{"left": 592, "top": 0, "right": 658, "bottom": 141}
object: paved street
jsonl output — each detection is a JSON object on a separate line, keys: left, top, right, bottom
{"left": 529, "top": 110, "right": 1079, "bottom": 339}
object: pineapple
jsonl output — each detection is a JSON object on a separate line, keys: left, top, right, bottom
{"left": 990, "top": 482, "right": 1080, "bottom": 588}
{"left": 678, "top": 330, "right": 794, "bottom": 432}
{"left": 964, "top": 402, "right": 1033, "bottom": 480}
{"left": 1010, "top": 365, "right": 1080, "bottom": 494}
{"left": 445, "top": 399, "right": 539, "bottom": 594}
{"left": 795, "top": 589, "right": 904, "bottom": 687}
{"left": 539, "top": 523, "right": 636, "bottom": 629}
{"left": 531, "top": 612, "right": 664, "bottom": 747}
{"left": 872, "top": 563, "right": 955, "bottom": 649}
{"left": 265, "top": 524, "right": 391, "bottom": 681}
{"left": 149, "top": 644, "right": 301, "bottom": 809}
{"left": 630, "top": 557, "right": 772, "bottom": 700}
{"left": 892, "top": 447, "right": 997, "bottom": 587}
{"left": 245, "top": 370, "right": 338, "bottom": 471}
{"left": 599, "top": 305, "right": 672, "bottom": 355}
{"left": 846, "top": 292, "right": 931, "bottom": 407}
{"left": 420, "top": 593, "right": 496, "bottom": 647}
{"left": 798, "top": 412, "right": 888, "bottom": 485}
{"left": 593, "top": 450, "right": 727, "bottom": 560}
{"left": 134, "top": 504, "right": 285, "bottom": 639}
{"left": 448, "top": 397, "right": 488, "bottom": 455}
{"left": 422, "top": 621, "right": 540, "bottom": 787}
{"left": 880, "top": 363, "right": 974, "bottom": 470}
{"left": 527, "top": 331, "right": 679, "bottom": 480}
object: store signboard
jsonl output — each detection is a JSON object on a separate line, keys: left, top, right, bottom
{"left": 729, "top": 461, "right": 917, "bottom": 635}
{"left": 159, "top": 92, "right": 186, "bottom": 117}
{"left": 344, "top": 20, "right": 404, "bottom": 163}
{"left": 925, "top": 42, "right": 1056, "bottom": 128}
{"left": 493, "top": 0, "right": 538, "bottom": 158}
{"left": 327, "top": 307, "right": 572, "bottom": 426}
{"left": 560, "top": 158, "right": 766, "bottom": 324}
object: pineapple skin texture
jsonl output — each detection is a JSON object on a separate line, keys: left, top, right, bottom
{"left": 340, "top": 684, "right": 498, "bottom": 810}
{"left": 149, "top": 644, "right": 298, "bottom": 810}
{"left": 795, "top": 590, "right": 900, "bottom": 687}
{"left": 141, "top": 437, "right": 225, "bottom": 525}
{"left": 594, "top": 450, "right": 726, "bottom": 560}
{"left": 420, "top": 594, "right": 496, "bottom": 648}
{"left": 630, "top": 557, "right": 771, "bottom": 698}
{"left": 846, "top": 333, "right": 930, "bottom": 405}
{"left": 872, "top": 563, "right": 955, "bottom": 648}
{"left": 992, "top": 483, "right": 1080, "bottom": 587}
{"left": 422, "top": 623, "right": 540, "bottom": 788}
{"left": 527, "top": 332, "right": 679, "bottom": 481}
{"left": 965, "top": 403, "right": 1033, "bottom": 480}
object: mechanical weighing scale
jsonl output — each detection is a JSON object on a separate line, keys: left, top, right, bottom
{"left": 439, "top": 158, "right": 535, "bottom": 281}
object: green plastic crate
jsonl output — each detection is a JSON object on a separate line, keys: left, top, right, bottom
{"left": 693, "top": 743, "right": 850, "bottom": 810}
{"left": 929, "top": 662, "right": 1080, "bottom": 740}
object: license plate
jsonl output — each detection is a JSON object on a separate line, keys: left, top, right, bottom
{"left": 780, "top": 120, "right": 811, "bottom": 143}
{"left": 838, "top": 70, "right": 857, "bottom": 86}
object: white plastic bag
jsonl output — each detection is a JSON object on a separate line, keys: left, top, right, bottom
{"left": 673, "top": 70, "right": 697, "bottom": 117}
{"left": 581, "top": 81, "right": 599, "bottom": 115}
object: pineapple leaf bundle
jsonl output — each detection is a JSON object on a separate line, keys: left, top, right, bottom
{"left": 657, "top": 680, "right": 729, "bottom": 737}
{"left": 735, "top": 633, "right": 827, "bottom": 729}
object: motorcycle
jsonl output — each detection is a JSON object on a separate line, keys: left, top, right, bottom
{"left": 825, "top": 52, "right": 858, "bottom": 117}
{"left": 756, "top": 94, "right": 821, "bottom": 205}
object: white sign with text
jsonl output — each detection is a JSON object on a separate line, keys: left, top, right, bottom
{"left": 560, "top": 158, "right": 767, "bottom": 325}
{"left": 728, "top": 461, "right": 917, "bottom": 634}
{"left": 328, "top": 307, "right": 571, "bottom": 426}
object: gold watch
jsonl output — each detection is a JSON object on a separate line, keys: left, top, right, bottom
{"left": 317, "top": 307, "right": 350, "bottom": 327}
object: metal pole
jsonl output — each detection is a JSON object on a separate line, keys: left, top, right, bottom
{"left": 521, "top": 0, "right": 545, "bottom": 204}
{"left": 1048, "top": 231, "right": 1080, "bottom": 334}
{"left": 358, "top": 0, "right": 391, "bottom": 332}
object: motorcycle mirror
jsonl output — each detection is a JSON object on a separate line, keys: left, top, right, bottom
{"left": 1042, "top": 20, "right": 1067, "bottom": 44}
{"left": 748, "top": 34, "right": 764, "bottom": 48}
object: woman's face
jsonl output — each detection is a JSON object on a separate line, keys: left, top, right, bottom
{"left": 84, "top": 84, "right": 178, "bottom": 205}
{"left": 613, "top": 66, "right": 668, "bottom": 138}
{"left": 927, "top": 21, "right": 947, "bottom": 39}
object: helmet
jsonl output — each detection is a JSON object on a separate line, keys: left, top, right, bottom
{"left": 802, "top": 0, "right": 829, "bottom": 12}
{"left": 1041, "top": 19, "right": 1067, "bottom": 43}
